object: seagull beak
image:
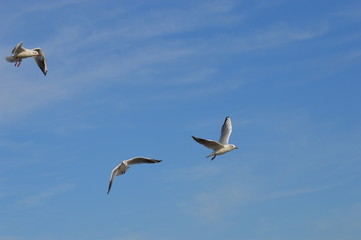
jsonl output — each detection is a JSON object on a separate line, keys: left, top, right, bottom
{"left": 235, "top": 147, "right": 238, "bottom": 149}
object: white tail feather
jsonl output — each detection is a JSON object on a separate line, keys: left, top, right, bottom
{"left": 5, "top": 56, "right": 15, "bottom": 62}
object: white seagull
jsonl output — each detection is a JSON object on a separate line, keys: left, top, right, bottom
{"left": 107, "top": 157, "right": 162, "bottom": 194}
{"left": 192, "top": 116, "right": 238, "bottom": 160}
{"left": 6, "top": 41, "right": 47, "bottom": 76}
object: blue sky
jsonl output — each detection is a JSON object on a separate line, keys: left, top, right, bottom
{"left": 0, "top": 0, "right": 360, "bottom": 239}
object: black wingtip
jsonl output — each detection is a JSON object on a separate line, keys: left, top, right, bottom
{"left": 107, "top": 182, "right": 112, "bottom": 195}
{"left": 223, "top": 116, "right": 231, "bottom": 125}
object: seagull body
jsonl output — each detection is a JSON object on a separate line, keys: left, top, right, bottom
{"left": 107, "top": 157, "right": 162, "bottom": 194}
{"left": 192, "top": 116, "right": 238, "bottom": 160}
{"left": 6, "top": 41, "right": 48, "bottom": 76}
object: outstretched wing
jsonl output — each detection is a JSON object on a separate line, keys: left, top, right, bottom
{"left": 33, "top": 48, "right": 47, "bottom": 76}
{"left": 219, "top": 116, "right": 232, "bottom": 145}
{"left": 125, "top": 157, "right": 162, "bottom": 165}
{"left": 192, "top": 136, "right": 224, "bottom": 150}
{"left": 107, "top": 168, "right": 118, "bottom": 194}
{"left": 107, "top": 163, "right": 124, "bottom": 194}
{"left": 12, "top": 41, "right": 25, "bottom": 55}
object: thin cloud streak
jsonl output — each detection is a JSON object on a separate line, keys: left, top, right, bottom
{"left": 181, "top": 183, "right": 333, "bottom": 221}
{"left": 0, "top": 236, "right": 23, "bottom": 240}
{"left": 261, "top": 185, "right": 334, "bottom": 201}
{"left": 220, "top": 24, "right": 329, "bottom": 53}
{"left": 15, "top": 184, "right": 74, "bottom": 207}
{"left": 7, "top": 0, "right": 90, "bottom": 20}
{"left": 86, "top": 0, "right": 243, "bottom": 40}
{"left": 112, "top": 234, "right": 146, "bottom": 240}
{"left": 0, "top": 0, "right": 329, "bottom": 127}
{"left": 148, "top": 81, "right": 242, "bottom": 101}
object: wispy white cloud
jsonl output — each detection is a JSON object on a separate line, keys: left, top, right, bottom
{"left": 112, "top": 234, "right": 146, "bottom": 240}
{"left": 6, "top": 0, "right": 90, "bottom": 21}
{"left": 181, "top": 182, "right": 332, "bottom": 222}
{"left": 16, "top": 184, "right": 74, "bottom": 207}
{"left": 0, "top": 0, "right": 329, "bottom": 127}
{"left": 148, "top": 81, "right": 242, "bottom": 101}
{"left": 228, "top": 23, "right": 328, "bottom": 53}
{"left": 88, "top": 0, "right": 242, "bottom": 40}
{"left": 180, "top": 183, "right": 251, "bottom": 221}
{"left": 0, "top": 236, "right": 23, "bottom": 240}
{"left": 0, "top": 76, "right": 69, "bottom": 124}
{"left": 311, "top": 203, "right": 361, "bottom": 239}
{"left": 0, "top": 140, "right": 33, "bottom": 150}
{"left": 0, "top": 178, "right": 9, "bottom": 200}
{"left": 254, "top": 0, "right": 284, "bottom": 8}
{"left": 261, "top": 185, "right": 333, "bottom": 201}
{"left": 337, "top": 3, "right": 361, "bottom": 19}
{"left": 343, "top": 49, "right": 361, "bottom": 60}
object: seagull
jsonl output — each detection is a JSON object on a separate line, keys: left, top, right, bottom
{"left": 192, "top": 116, "right": 238, "bottom": 160}
{"left": 107, "top": 157, "right": 162, "bottom": 194}
{"left": 5, "top": 41, "right": 48, "bottom": 76}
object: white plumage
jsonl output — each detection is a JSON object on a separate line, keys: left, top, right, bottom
{"left": 192, "top": 116, "right": 238, "bottom": 160}
{"left": 6, "top": 41, "right": 48, "bottom": 76}
{"left": 107, "top": 157, "right": 162, "bottom": 194}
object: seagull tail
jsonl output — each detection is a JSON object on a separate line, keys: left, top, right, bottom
{"left": 5, "top": 56, "right": 15, "bottom": 62}
{"left": 206, "top": 154, "right": 217, "bottom": 161}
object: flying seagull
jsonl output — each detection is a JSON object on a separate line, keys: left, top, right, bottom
{"left": 5, "top": 41, "right": 48, "bottom": 76}
{"left": 107, "top": 157, "right": 162, "bottom": 194}
{"left": 192, "top": 116, "right": 238, "bottom": 160}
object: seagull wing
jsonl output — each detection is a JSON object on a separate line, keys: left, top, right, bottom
{"left": 107, "top": 163, "right": 123, "bottom": 194}
{"left": 124, "top": 157, "right": 162, "bottom": 165}
{"left": 219, "top": 116, "right": 232, "bottom": 145}
{"left": 12, "top": 41, "right": 25, "bottom": 55}
{"left": 33, "top": 48, "right": 47, "bottom": 76}
{"left": 192, "top": 136, "right": 224, "bottom": 150}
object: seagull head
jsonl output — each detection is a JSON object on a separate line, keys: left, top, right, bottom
{"left": 230, "top": 144, "right": 238, "bottom": 150}
{"left": 32, "top": 51, "right": 41, "bottom": 56}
